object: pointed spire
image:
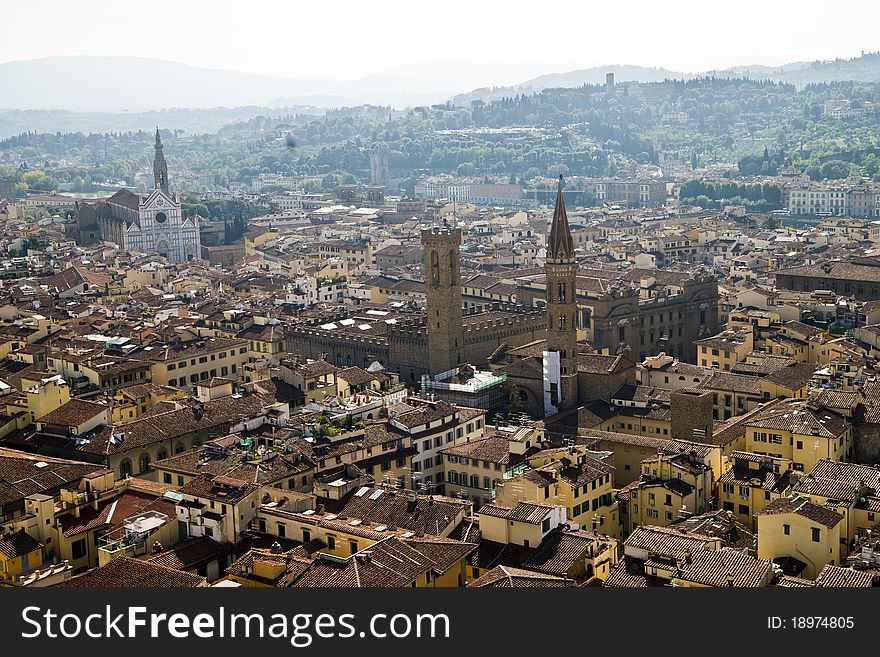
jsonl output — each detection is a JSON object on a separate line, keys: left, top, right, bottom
{"left": 153, "top": 127, "right": 169, "bottom": 194}
{"left": 547, "top": 174, "right": 574, "bottom": 261}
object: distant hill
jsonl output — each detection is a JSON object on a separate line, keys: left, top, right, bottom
{"left": 453, "top": 65, "right": 693, "bottom": 104}
{"left": 705, "top": 62, "right": 811, "bottom": 80}
{"left": 706, "top": 55, "right": 880, "bottom": 87}
{"left": 0, "top": 106, "right": 324, "bottom": 140}
{"left": 767, "top": 52, "right": 880, "bottom": 86}
{"left": 0, "top": 56, "right": 455, "bottom": 111}
{"left": 5, "top": 52, "right": 880, "bottom": 131}
{"left": 454, "top": 53, "right": 880, "bottom": 105}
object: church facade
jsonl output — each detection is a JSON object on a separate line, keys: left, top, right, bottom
{"left": 69, "top": 129, "right": 201, "bottom": 263}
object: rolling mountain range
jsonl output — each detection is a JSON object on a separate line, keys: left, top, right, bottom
{"left": 2, "top": 53, "right": 880, "bottom": 137}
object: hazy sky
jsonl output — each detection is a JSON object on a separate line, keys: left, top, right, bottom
{"left": 2, "top": 0, "right": 879, "bottom": 88}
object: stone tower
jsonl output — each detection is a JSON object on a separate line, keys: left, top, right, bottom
{"left": 153, "top": 127, "right": 169, "bottom": 194}
{"left": 369, "top": 147, "right": 390, "bottom": 186}
{"left": 421, "top": 220, "right": 464, "bottom": 375}
{"left": 545, "top": 175, "right": 578, "bottom": 409}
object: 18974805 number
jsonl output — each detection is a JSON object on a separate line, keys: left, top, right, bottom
{"left": 768, "top": 617, "right": 854, "bottom": 629}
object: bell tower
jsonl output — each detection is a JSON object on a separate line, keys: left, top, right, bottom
{"left": 153, "top": 127, "right": 169, "bottom": 194}
{"left": 421, "top": 220, "right": 465, "bottom": 375}
{"left": 545, "top": 175, "right": 578, "bottom": 409}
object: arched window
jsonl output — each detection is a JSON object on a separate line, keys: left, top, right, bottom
{"left": 157, "top": 449, "right": 168, "bottom": 461}
{"left": 120, "top": 459, "right": 133, "bottom": 479}
{"left": 558, "top": 282, "right": 566, "bottom": 303}
{"left": 174, "top": 443, "right": 185, "bottom": 454}
{"left": 559, "top": 315, "right": 566, "bottom": 331}
{"left": 430, "top": 251, "right": 440, "bottom": 285}
{"left": 138, "top": 453, "right": 151, "bottom": 474}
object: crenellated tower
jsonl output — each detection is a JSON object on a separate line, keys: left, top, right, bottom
{"left": 421, "top": 220, "right": 465, "bottom": 375}
{"left": 545, "top": 175, "right": 578, "bottom": 409}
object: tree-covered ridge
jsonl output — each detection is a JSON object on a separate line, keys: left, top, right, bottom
{"left": 2, "top": 77, "right": 880, "bottom": 196}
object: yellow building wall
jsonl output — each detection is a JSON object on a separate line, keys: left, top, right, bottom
{"left": 17, "top": 376, "right": 70, "bottom": 426}
{"left": 757, "top": 513, "right": 840, "bottom": 580}
{"left": 556, "top": 477, "right": 619, "bottom": 538}
{"left": 0, "top": 547, "right": 43, "bottom": 578}
{"left": 150, "top": 344, "right": 250, "bottom": 387}
{"left": 745, "top": 427, "right": 849, "bottom": 473}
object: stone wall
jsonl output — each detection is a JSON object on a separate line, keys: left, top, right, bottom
{"left": 854, "top": 422, "right": 880, "bottom": 465}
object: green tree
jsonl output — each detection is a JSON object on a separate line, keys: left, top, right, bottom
{"left": 321, "top": 173, "right": 340, "bottom": 191}
{"left": 763, "top": 215, "right": 782, "bottom": 229}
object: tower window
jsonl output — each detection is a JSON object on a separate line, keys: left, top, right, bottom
{"left": 430, "top": 252, "right": 440, "bottom": 285}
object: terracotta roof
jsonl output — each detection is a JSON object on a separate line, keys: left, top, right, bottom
{"left": 37, "top": 399, "right": 107, "bottom": 427}
{"left": 478, "top": 501, "right": 555, "bottom": 524}
{"left": 791, "top": 460, "right": 880, "bottom": 502}
{"left": 624, "top": 525, "right": 719, "bottom": 560}
{"left": 673, "top": 547, "right": 773, "bottom": 587}
{"left": 52, "top": 556, "right": 206, "bottom": 588}
{"left": 146, "top": 537, "right": 234, "bottom": 572}
{"left": 334, "top": 487, "right": 469, "bottom": 536}
{"left": 757, "top": 495, "right": 843, "bottom": 528}
{"left": 439, "top": 434, "right": 510, "bottom": 464}
{"left": 578, "top": 353, "right": 631, "bottom": 374}
{"left": 469, "top": 564, "right": 573, "bottom": 588}
{"left": 289, "top": 536, "right": 476, "bottom": 587}
{"left": 745, "top": 400, "right": 849, "bottom": 439}
{"left": 519, "top": 528, "right": 613, "bottom": 578}
{"left": 131, "top": 337, "right": 248, "bottom": 363}
{"left": 74, "top": 391, "right": 276, "bottom": 456}
{"left": 815, "top": 564, "right": 877, "bottom": 587}
{"left": 0, "top": 448, "right": 104, "bottom": 506}
{"left": 0, "top": 530, "right": 41, "bottom": 559}
{"left": 604, "top": 556, "right": 667, "bottom": 587}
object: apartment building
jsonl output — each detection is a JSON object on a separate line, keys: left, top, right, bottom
{"left": 623, "top": 450, "right": 714, "bottom": 535}
{"left": 495, "top": 446, "right": 619, "bottom": 537}
{"left": 133, "top": 337, "right": 250, "bottom": 387}
{"left": 757, "top": 495, "right": 844, "bottom": 579}
{"left": 718, "top": 451, "right": 794, "bottom": 529}
{"left": 741, "top": 399, "right": 852, "bottom": 472}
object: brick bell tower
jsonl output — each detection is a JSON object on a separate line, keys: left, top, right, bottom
{"left": 421, "top": 219, "right": 465, "bottom": 375}
{"left": 545, "top": 175, "right": 578, "bottom": 409}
